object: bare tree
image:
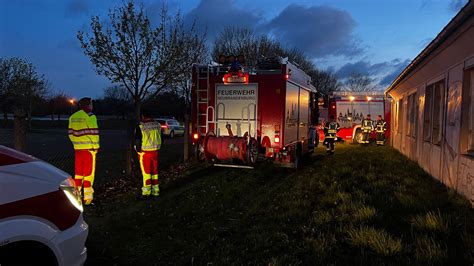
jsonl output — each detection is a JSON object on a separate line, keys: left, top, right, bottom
{"left": 77, "top": 1, "right": 198, "bottom": 120}
{"left": 103, "top": 85, "right": 132, "bottom": 119}
{"left": 212, "top": 27, "right": 317, "bottom": 74}
{"left": 48, "top": 92, "right": 71, "bottom": 121}
{"left": 308, "top": 69, "right": 341, "bottom": 95}
{"left": 0, "top": 57, "right": 48, "bottom": 127}
{"left": 78, "top": 1, "right": 204, "bottom": 173}
{"left": 345, "top": 73, "right": 376, "bottom": 92}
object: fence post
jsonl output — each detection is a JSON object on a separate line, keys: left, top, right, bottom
{"left": 14, "top": 109, "right": 27, "bottom": 152}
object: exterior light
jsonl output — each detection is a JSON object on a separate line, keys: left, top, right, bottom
{"left": 349, "top": 96, "right": 355, "bottom": 102}
{"left": 193, "top": 133, "right": 199, "bottom": 140}
{"left": 274, "top": 136, "right": 280, "bottom": 143}
{"left": 367, "top": 96, "right": 372, "bottom": 101}
{"left": 69, "top": 99, "right": 75, "bottom": 104}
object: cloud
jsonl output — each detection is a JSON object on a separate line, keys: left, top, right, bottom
{"left": 379, "top": 59, "right": 411, "bottom": 86}
{"left": 449, "top": 0, "right": 468, "bottom": 13}
{"left": 335, "top": 58, "right": 411, "bottom": 87}
{"left": 184, "top": 2, "right": 362, "bottom": 59}
{"left": 65, "top": 0, "right": 89, "bottom": 17}
{"left": 262, "top": 4, "right": 363, "bottom": 59}
{"left": 184, "top": 0, "right": 262, "bottom": 39}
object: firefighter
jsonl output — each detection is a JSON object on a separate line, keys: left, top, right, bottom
{"left": 323, "top": 115, "right": 340, "bottom": 154}
{"left": 68, "top": 97, "right": 99, "bottom": 205}
{"left": 135, "top": 109, "right": 162, "bottom": 199}
{"left": 361, "top": 114, "right": 374, "bottom": 144}
{"left": 375, "top": 115, "right": 387, "bottom": 146}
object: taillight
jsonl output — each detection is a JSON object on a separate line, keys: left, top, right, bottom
{"left": 274, "top": 136, "right": 280, "bottom": 143}
{"left": 60, "top": 177, "right": 83, "bottom": 212}
{"left": 161, "top": 125, "right": 168, "bottom": 129}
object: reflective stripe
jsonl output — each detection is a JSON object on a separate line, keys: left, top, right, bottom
{"left": 68, "top": 128, "right": 99, "bottom": 136}
{"left": 72, "top": 141, "right": 100, "bottom": 145}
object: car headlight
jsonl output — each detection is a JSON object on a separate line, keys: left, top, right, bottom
{"left": 60, "top": 177, "right": 84, "bottom": 212}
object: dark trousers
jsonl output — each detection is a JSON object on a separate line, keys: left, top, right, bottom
{"left": 376, "top": 132, "right": 385, "bottom": 145}
{"left": 362, "top": 130, "right": 371, "bottom": 144}
{"left": 324, "top": 137, "right": 335, "bottom": 152}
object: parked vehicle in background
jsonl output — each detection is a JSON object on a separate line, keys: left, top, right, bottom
{"left": 319, "top": 91, "right": 391, "bottom": 144}
{"left": 0, "top": 145, "right": 88, "bottom": 266}
{"left": 157, "top": 118, "right": 185, "bottom": 138}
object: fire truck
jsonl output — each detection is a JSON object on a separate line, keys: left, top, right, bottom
{"left": 320, "top": 91, "right": 391, "bottom": 143}
{"left": 191, "top": 57, "right": 318, "bottom": 168}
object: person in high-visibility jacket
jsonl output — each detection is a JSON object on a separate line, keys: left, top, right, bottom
{"left": 323, "top": 115, "right": 341, "bottom": 154}
{"left": 375, "top": 115, "right": 387, "bottom": 146}
{"left": 361, "top": 114, "right": 374, "bottom": 144}
{"left": 135, "top": 109, "right": 162, "bottom": 198}
{"left": 68, "top": 97, "right": 99, "bottom": 205}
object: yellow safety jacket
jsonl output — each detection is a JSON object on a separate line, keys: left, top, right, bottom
{"left": 68, "top": 110, "right": 100, "bottom": 150}
{"left": 138, "top": 120, "right": 162, "bottom": 151}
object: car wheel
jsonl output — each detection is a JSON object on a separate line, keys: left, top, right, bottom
{"left": 195, "top": 141, "right": 205, "bottom": 162}
{"left": 169, "top": 130, "right": 174, "bottom": 138}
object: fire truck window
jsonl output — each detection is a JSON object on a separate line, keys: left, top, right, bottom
{"left": 423, "top": 85, "right": 433, "bottom": 142}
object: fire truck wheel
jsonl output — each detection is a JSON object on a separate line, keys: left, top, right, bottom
{"left": 353, "top": 130, "right": 363, "bottom": 144}
{"left": 294, "top": 144, "right": 302, "bottom": 169}
{"left": 246, "top": 138, "right": 259, "bottom": 166}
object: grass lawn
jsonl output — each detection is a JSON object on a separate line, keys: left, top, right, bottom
{"left": 84, "top": 143, "right": 474, "bottom": 265}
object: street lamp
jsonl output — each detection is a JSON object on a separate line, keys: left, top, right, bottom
{"left": 349, "top": 96, "right": 355, "bottom": 120}
{"left": 69, "top": 99, "right": 75, "bottom": 114}
{"left": 367, "top": 96, "right": 372, "bottom": 115}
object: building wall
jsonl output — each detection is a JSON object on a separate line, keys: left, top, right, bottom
{"left": 389, "top": 14, "right": 474, "bottom": 205}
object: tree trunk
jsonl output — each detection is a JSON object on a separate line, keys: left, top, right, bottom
{"left": 14, "top": 109, "right": 27, "bottom": 152}
{"left": 126, "top": 100, "right": 141, "bottom": 175}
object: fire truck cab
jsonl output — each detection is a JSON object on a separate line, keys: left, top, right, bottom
{"left": 191, "top": 57, "right": 318, "bottom": 168}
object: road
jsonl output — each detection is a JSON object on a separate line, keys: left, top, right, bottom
{"left": 0, "top": 128, "right": 185, "bottom": 171}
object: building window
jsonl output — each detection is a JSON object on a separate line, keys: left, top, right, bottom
{"left": 423, "top": 80, "right": 444, "bottom": 145}
{"left": 470, "top": 71, "right": 474, "bottom": 154}
{"left": 398, "top": 98, "right": 403, "bottom": 133}
{"left": 423, "top": 85, "right": 432, "bottom": 141}
{"left": 408, "top": 93, "right": 417, "bottom": 138}
{"left": 460, "top": 69, "right": 474, "bottom": 155}
{"left": 432, "top": 81, "right": 444, "bottom": 145}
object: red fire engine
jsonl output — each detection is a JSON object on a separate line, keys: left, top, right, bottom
{"left": 191, "top": 57, "right": 318, "bottom": 168}
{"left": 319, "top": 91, "right": 391, "bottom": 143}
